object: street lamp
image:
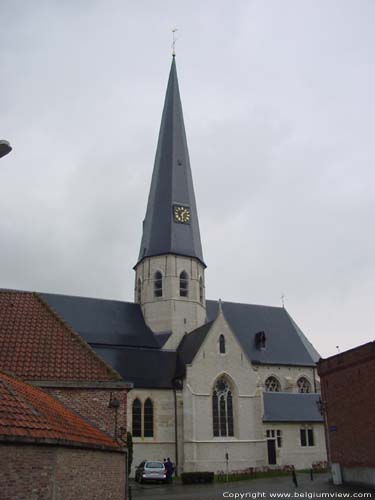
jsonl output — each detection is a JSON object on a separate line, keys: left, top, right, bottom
{"left": 0, "top": 140, "right": 12, "bottom": 158}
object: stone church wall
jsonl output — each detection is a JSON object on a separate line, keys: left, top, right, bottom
{"left": 183, "top": 311, "right": 267, "bottom": 472}
{"left": 262, "top": 422, "right": 327, "bottom": 469}
{"left": 256, "top": 364, "right": 317, "bottom": 394}
{"left": 136, "top": 254, "right": 206, "bottom": 348}
{"left": 127, "top": 388, "right": 177, "bottom": 476}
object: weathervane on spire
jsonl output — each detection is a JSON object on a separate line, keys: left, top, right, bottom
{"left": 172, "top": 28, "right": 178, "bottom": 56}
{"left": 281, "top": 293, "right": 285, "bottom": 308}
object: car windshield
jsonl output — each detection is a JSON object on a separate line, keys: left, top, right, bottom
{"left": 145, "top": 462, "right": 164, "bottom": 469}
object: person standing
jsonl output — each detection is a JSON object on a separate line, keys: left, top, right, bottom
{"left": 165, "top": 458, "right": 173, "bottom": 483}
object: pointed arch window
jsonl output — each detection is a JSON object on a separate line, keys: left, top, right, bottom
{"left": 219, "top": 334, "right": 226, "bottom": 354}
{"left": 199, "top": 276, "right": 204, "bottom": 304}
{"left": 132, "top": 398, "right": 142, "bottom": 437}
{"left": 212, "top": 377, "right": 234, "bottom": 437}
{"left": 132, "top": 398, "right": 154, "bottom": 438}
{"left": 137, "top": 278, "right": 142, "bottom": 303}
{"left": 179, "top": 271, "right": 189, "bottom": 297}
{"left": 154, "top": 271, "right": 163, "bottom": 297}
{"left": 265, "top": 376, "right": 281, "bottom": 392}
{"left": 144, "top": 398, "right": 154, "bottom": 437}
{"left": 297, "top": 377, "right": 311, "bottom": 393}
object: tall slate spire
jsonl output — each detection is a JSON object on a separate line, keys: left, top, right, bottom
{"left": 136, "top": 57, "right": 205, "bottom": 267}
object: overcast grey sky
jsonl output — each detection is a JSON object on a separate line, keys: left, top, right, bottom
{"left": 1, "top": 1, "right": 374, "bottom": 358}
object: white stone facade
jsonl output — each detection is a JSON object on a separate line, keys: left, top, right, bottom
{"left": 127, "top": 309, "right": 327, "bottom": 475}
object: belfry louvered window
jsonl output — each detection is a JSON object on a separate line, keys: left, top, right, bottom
{"left": 212, "top": 378, "right": 234, "bottom": 437}
{"left": 132, "top": 398, "right": 142, "bottom": 437}
{"left": 154, "top": 271, "right": 163, "bottom": 297}
{"left": 132, "top": 398, "right": 154, "bottom": 438}
{"left": 137, "top": 278, "right": 142, "bottom": 303}
{"left": 199, "top": 276, "right": 204, "bottom": 304}
{"left": 179, "top": 271, "right": 188, "bottom": 297}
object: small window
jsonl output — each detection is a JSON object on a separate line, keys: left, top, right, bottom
{"left": 300, "top": 427, "right": 314, "bottom": 447}
{"left": 307, "top": 428, "right": 314, "bottom": 446}
{"left": 297, "top": 377, "right": 311, "bottom": 393}
{"left": 154, "top": 271, "right": 163, "bottom": 297}
{"left": 144, "top": 398, "right": 154, "bottom": 437}
{"left": 266, "top": 429, "right": 283, "bottom": 448}
{"left": 276, "top": 430, "right": 283, "bottom": 448}
{"left": 265, "top": 376, "right": 281, "bottom": 392}
{"left": 199, "top": 276, "right": 204, "bottom": 304}
{"left": 219, "top": 334, "right": 226, "bottom": 354}
{"left": 179, "top": 271, "right": 188, "bottom": 297}
{"left": 132, "top": 399, "right": 142, "bottom": 437}
{"left": 137, "top": 278, "right": 142, "bottom": 303}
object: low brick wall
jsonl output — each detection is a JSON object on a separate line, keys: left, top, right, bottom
{"left": 0, "top": 443, "right": 126, "bottom": 500}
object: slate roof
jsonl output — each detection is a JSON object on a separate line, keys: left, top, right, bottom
{"left": 136, "top": 57, "right": 205, "bottom": 267}
{"left": 92, "top": 346, "right": 185, "bottom": 389}
{"left": 178, "top": 321, "right": 214, "bottom": 364}
{"left": 263, "top": 392, "right": 323, "bottom": 423}
{"left": 1, "top": 289, "right": 320, "bottom": 387}
{"left": 0, "top": 290, "right": 121, "bottom": 381}
{"left": 40, "top": 292, "right": 159, "bottom": 349}
{"left": 0, "top": 370, "right": 121, "bottom": 449}
{"left": 205, "top": 300, "right": 320, "bottom": 367}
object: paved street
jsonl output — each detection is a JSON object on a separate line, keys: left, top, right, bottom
{"left": 131, "top": 473, "right": 373, "bottom": 500}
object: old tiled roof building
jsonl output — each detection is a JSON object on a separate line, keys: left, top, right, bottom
{"left": 0, "top": 370, "right": 126, "bottom": 499}
{"left": 0, "top": 290, "right": 129, "bottom": 440}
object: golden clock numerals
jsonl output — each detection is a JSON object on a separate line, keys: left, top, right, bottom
{"left": 174, "top": 205, "right": 191, "bottom": 224}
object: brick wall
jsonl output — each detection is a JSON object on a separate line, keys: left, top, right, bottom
{"left": 318, "top": 342, "right": 375, "bottom": 468}
{"left": 0, "top": 443, "right": 126, "bottom": 500}
{"left": 46, "top": 387, "right": 127, "bottom": 442}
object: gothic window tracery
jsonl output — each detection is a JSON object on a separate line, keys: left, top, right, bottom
{"left": 265, "top": 376, "right": 281, "bottom": 392}
{"left": 212, "top": 377, "right": 234, "bottom": 437}
{"left": 297, "top": 377, "right": 311, "bottom": 393}
{"left": 179, "top": 271, "right": 188, "bottom": 297}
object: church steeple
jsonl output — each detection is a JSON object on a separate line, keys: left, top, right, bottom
{"left": 134, "top": 57, "right": 207, "bottom": 348}
{"left": 136, "top": 57, "right": 205, "bottom": 267}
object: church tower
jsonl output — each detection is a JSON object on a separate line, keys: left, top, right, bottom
{"left": 134, "top": 57, "right": 206, "bottom": 349}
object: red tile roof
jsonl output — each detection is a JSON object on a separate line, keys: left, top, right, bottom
{"left": 0, "top": 370, "right": 121, "bottom": 449}
{"left": 0, "top": 291, "right": 121, "bottom": 381}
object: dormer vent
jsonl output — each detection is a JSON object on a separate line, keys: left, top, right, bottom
{"left": 255, "top": 331, "right": 266, "bottom": 350}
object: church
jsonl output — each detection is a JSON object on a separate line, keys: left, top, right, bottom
{"left": 6, "top": 56, "right": 327, "bottom": 475}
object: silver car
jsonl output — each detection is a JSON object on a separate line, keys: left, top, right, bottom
{"left": 135, "top": 460, "right": 167, "bottom": 483}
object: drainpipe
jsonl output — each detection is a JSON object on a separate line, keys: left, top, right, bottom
{"left": 313, "top": 366, "right": 317, "bottom": 393}
{"left": 173, "top": 386, "right": 179, "bottom": 476}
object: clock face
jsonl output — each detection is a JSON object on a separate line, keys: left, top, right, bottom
{"left": 173, "top": 205, "right": 191, "bottom": 224}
